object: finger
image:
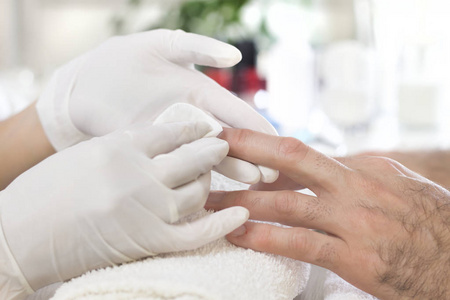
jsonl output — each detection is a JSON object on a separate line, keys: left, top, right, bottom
{"left": 162, "top": 29, "right": 242, "bottom": 68}
{"left": 219, "top": 128, "right": 349, "bottom": 191}
{"left": 153, "top": 102, "right": 276, "bottom": 185}
{"left": 250, "top": 172, "right": 304, "bottom": 191}
{"left": 127, "top": 173, "right": 211, "bottom": 225}
{"left": 124, "top": 121, "right": 214, "bottom": 157}
{"left": 206, "top": 190, "right": 335, "bottom": 232}
{"left": 226, "top": 222, "right": 345, "bottom": 270}
{"left": 213, "top": 156, "right": 261, "bottom": 184}
{"left": 153, "top": 103, "right": 269, "bottom": 185}
{"left": 190, "top": 75, "right": 280, "bottom": 184}
{"left": 194, "top": 84, "right": 278, "bottom": 137}
{"left": 259, "top": 166, "right": 279, "bottom": 184}
{"left": 152, "top": 137, "right": 228, "bottom": 189}
{"left": 197, "top": 87, "right": 280, "bottom": 183}
{"left": 171, "top": 173, "right": 211, "bottom": 221}
{"left": 168, "top": 206, "right": 250, "bottom": 252}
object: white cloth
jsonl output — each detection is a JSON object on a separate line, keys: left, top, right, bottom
{"left": 46, "top": 172, "right": 310, "bottom": 300}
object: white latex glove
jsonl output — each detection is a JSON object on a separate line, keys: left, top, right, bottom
{"left": 0, "top": 121, "right": 249, "bottom": 300}
{"left": 36, "top": 29, "right": 278, "bottom": 184}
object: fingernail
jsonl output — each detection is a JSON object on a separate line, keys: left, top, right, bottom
{"left": 229, "top": 224, "right": 246, "bottom": 237}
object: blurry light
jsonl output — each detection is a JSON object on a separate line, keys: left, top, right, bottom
{"left": 18, "top": 69, "right": 34, "bottom": 88}
{"left": 240, "top": 2, "right": 263, "bottom": 33}
{"left": 253, "top": 89, "right": 270, "bottom": 110}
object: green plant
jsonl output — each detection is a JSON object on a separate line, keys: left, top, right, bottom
{"left": 113, "top": 0, "right": 312, "bottom": 48}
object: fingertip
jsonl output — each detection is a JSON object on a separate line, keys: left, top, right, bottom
{"left": 216, "top": 44, "right": 242, "bottom": 67}
{"left": 226, "top": 220, "right": 254, "bottom": 245}
{"left": 173, "top": 30, "right": 242, "bottom": 68}
{"left": 213, "top": 138, "right": 229, "bottom": 154}
{"left": 213, "top": 157, "right": 261, "bottom": 184}
{"left": 198, "top": 138, "right": 228, "bottom": 164}
{"left": 259, "top": 167, "right": 279, "bottom": 183}
{"left": 228, "top": 224, "right": 247, "bottom": 238}
{"left": 218, "top": 206, "right": 249, "bottom": 224}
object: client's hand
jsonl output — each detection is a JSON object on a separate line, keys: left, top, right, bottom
{"left": 206, "top": 128, "right": 450, "bottom": 300}
{"left": 357, "top": 150, "right": 450, "bottom": 189}
{"left": 0, "top": 122, "right": 248, "bottom": 299}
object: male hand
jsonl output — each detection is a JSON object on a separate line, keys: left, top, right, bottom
{"left": 206, "top": 128, "right": 450, "bottom": 299}
{"left": 0, "top": 122, "right": 249, "bottom": 299}
{"left": 36, "top": 29, "right": 278, "bottom": 183}
{"left": 357, "top": 150, "right": 450, "bottom": 189}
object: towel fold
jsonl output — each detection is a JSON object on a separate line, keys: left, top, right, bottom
{"left": 49, "top": 172, "right": 310, "bottom": 300}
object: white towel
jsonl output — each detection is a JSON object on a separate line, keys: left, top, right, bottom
{"left": 47, "top": 172, "right": 310, "bottom": 300}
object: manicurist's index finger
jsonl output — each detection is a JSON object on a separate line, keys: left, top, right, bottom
{"left": 219, "top": 128, "right": 349, "bottom": 191}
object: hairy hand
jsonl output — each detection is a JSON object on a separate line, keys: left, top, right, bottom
{"left": 358, "top": 150, "right": 450, "bottom": 189}
{"left": 206, "top": 128, "right": 450, "bottom": 299}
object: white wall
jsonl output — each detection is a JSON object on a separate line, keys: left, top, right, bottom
{"left": 0, "top": 0, "right": 177, "bottom": 75}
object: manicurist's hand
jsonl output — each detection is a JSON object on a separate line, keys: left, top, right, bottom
{"left": 0, "top": 122, "right": 249, "bottom": 300}
{"left": 36, "top": 29, "right": 278, "bottom": 184}
{"left": 206, "top": 128, "right": 450, "bottom": 300}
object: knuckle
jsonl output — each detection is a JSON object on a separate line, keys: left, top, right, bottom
{"left": 273, "top": 191, "right": 298, "bottom": 217}
{"left": 287, "top": 231, "right": 308, "bottom": 252}
{"left": 233, "top": 191, "right": 261, "bottom": 211}
{"left": 276, "top": 138, "right": 306, "bottom": 161}
{"left": 304, "top": 197, "right": 329, "bottom": 221}
{"left": 367, "top": 156, "right": 401, "bottom": 173}
{"left": 315, "top": 242, "right": 339, "bottom": 267}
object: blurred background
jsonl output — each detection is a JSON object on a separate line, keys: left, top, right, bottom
{"left": 1, "top": 0, "right": 450, "bottom": 155}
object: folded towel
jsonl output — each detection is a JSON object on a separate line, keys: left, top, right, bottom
{"left": 49, "top": 172, "right": 310, "bottom": 300}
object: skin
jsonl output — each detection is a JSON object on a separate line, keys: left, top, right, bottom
{"left": 357, "top": 150, "right": 450, "bottom": 189}
{"left": 206, "top": 128, "right": 450, "bottom": 299}
{"left": 0, "top": 103, "right": 55, "bottom": 190}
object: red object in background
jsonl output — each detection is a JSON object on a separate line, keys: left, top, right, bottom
{"left": 203, "top": 40, "right": 266, "bottom": 107}
{"left": 203, "top": 68, "right": 232, "bottom": 91}
{"left": 233, "top": 67, "right": 266, "bottom": 96}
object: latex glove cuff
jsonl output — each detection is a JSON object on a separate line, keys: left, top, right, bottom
{"left": 36, "top": 58, "right": 91, "bottom": 151}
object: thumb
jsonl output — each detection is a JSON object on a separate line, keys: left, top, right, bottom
{"left": 166, "top": 29, "right": 242, "bottom": 68}
{"left": 170, "top": 207, "right": 249, "bottom": 251}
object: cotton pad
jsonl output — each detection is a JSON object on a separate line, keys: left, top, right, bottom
{"left": 154, "top": 103, "right": 223, "bottom": 138}
{"left": 153, "top": 102, "right": 269, "bottom": 185}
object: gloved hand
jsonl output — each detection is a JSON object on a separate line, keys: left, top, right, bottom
{"left": 36, "top": 29, "right": 278, "bottom": 184}
{"left": 0, "top": 121, "right": 249, "bottom": 300}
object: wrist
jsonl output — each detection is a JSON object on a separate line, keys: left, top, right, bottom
{"left": 0, "top": 103, "right": 56, "bottom": 189}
